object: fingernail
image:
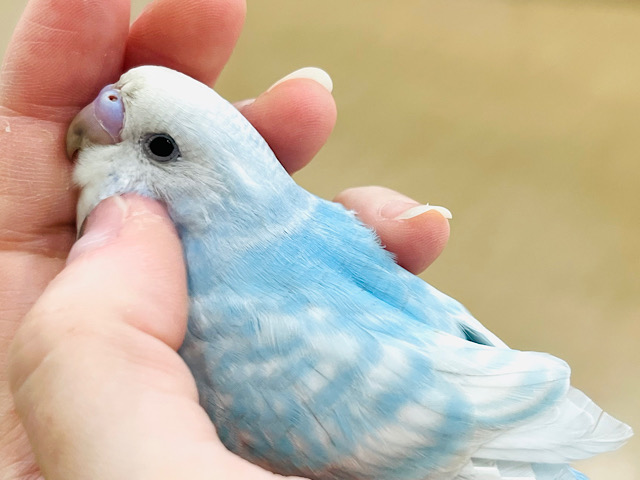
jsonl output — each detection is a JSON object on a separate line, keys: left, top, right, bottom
{"left": 66, "top": 196, "right": 128, "bottom": 264}
{"left": 394, "top": 204, "right": 453, "bottom": 220}
{"left": 267, "top": 67, "right": 333, "bottom": 93}
{"left": 233, "top": 98, "right": 256, "bottom": 109}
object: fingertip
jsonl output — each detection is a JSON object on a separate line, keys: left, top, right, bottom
{"left": 62, "top": 195, "right": 188, "bottom": 349}
{"left": 266, "top": 67, "right": 333, "bottom": 94}
{"left": 239, "top": 77, "right": 337, "bottom": 173}
{"left": 67, "top": 195, "right": 173, "bottom": 263}
{"left": 334, "top": 186, "right": 451, "bottom": 274}
{"left": 373, "top": 209, "right": 450, "bottom": 275}
{"left": 394, "top": 210, "right": 451, "bottom": 274}
{"left": 393, "top": 204, "right": 452, "bottom": 221}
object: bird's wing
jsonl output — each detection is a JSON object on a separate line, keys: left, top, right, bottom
{"left": 408, "top": 330, "right": 571, "bottom": 429}
{"left": 286, "top": 324, "right": 572, "bottom": 478}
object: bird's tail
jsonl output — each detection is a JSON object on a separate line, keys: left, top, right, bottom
{"left": 474, "top": 387, "right": 632, "bottom": 462}
{"left": 456, "top": 459, "right": 589, "bottom": 479}
{"left": 454, "top": 387, "right": 632, "bottom": 479}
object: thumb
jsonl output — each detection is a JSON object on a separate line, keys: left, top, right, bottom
{"left": 8, "top": 195, "right": 301, "bottom": 480}
{"left": 48, "top": 194, "right": 187, "bottom": 349}
{"left": 7, "top": 195, "right": 199, "bottom": 478}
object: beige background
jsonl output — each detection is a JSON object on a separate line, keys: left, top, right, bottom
{"left": 2, "top": 0, "right": 638, "bottom": 477}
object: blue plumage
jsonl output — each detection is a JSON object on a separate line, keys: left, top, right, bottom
{"left": 70, "top": 66, "right": 632, "bottom": 480}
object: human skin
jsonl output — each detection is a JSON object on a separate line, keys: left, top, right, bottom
{"left": 0, "top": 0, "right": 450, "bottom": 478}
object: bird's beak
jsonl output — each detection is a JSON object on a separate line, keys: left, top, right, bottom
{"left": 66, "top": 84, "right": 125, "bottom": 159}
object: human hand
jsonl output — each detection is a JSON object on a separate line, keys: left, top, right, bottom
{"left": 0, "top": 0, "right": 450, "bottom": 478}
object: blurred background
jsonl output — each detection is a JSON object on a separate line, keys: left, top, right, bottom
{"left": 2, "top": 0, "right": 638, "bottom": 477}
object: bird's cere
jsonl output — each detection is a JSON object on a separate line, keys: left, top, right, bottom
{"left": 267, "top": 67, "right": 334, "bottom": 93}
{"left": 66, "top": 84, "right": 124, "bottom": 159}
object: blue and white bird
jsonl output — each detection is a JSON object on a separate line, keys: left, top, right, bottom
{"left": 67, "top": 65, "right": 632, "bottom": 480}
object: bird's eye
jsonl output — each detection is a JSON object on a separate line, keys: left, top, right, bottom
{"left": 142, "top": 133, "right": 180, "bottom": 162}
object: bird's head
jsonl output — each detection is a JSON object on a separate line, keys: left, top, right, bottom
{"left": 67, "top": 65, "right": 292, "bottom": 232}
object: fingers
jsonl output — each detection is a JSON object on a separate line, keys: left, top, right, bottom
{"left": 125, "top": 0, "right": 246, "bottom": 86}
{"left": 235, "top": 71, "right": 337, "bottom": 173}
{"left": 334, "top": 186, "right": 451, "bottom": 274}
{"left": 0, "top": 0, "right": 130, "bottom": 117}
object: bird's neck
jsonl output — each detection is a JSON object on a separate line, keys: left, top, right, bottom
{"left": 169, "top": 157, "right": 320, "bottom": 252}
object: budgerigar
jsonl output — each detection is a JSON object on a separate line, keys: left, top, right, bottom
{"left": 66, "top": 66, "right": 632, "bottom": 480}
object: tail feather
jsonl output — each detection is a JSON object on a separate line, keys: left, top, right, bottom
{"left": 456, "top": 460, "right": 588, "bottom": 479}
{"left": 474, "top": 387, "right": 632, "bottom": 463}
{"left": 568, "top": 468, "right": 589, "bottom": 480}
{"left": 532, "top": 464, "right": 588, "bottom": 480}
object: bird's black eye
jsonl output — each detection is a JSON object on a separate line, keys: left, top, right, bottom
{"left": 142, "top": 133, "right": 180, "bottom": 162}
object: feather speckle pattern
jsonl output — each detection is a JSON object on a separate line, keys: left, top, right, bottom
{"left": 70, "top": 66, "right": 632, "bottom": 479}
